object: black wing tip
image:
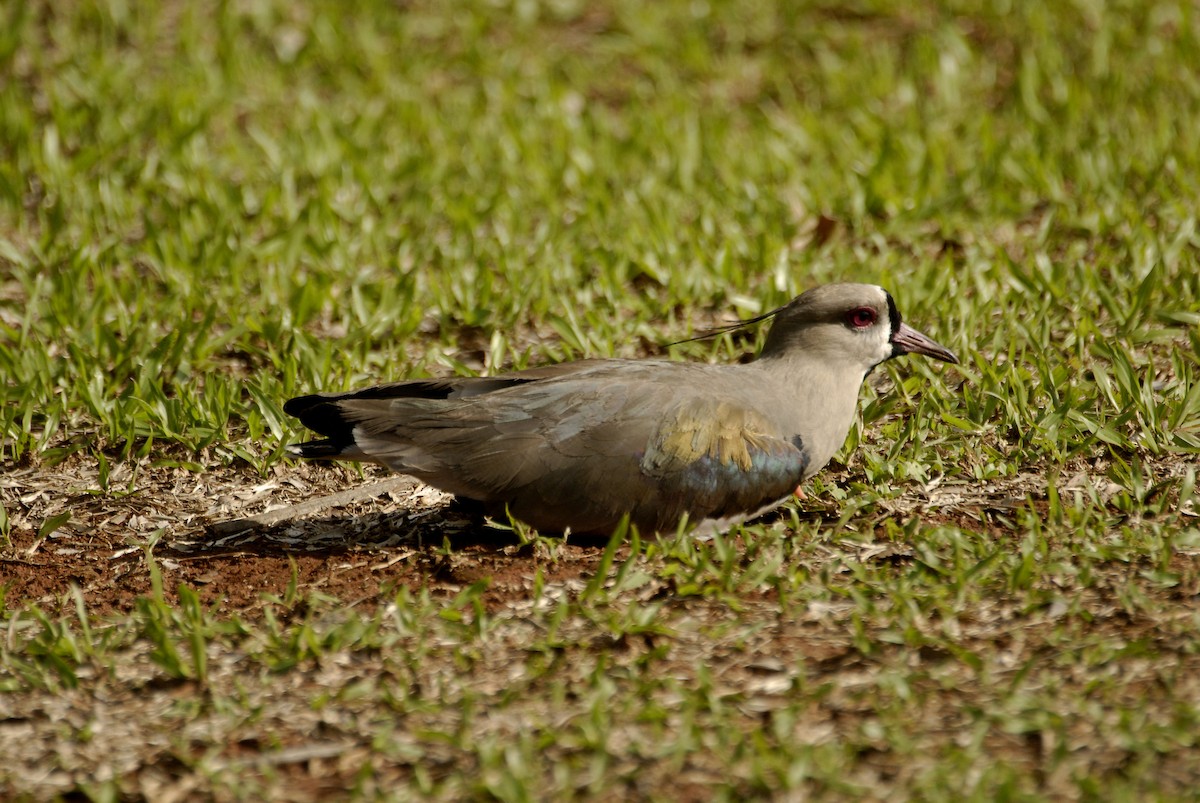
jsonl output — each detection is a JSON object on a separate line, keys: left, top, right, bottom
{"left": 284, "top": 391, "right": 360, "bottom": 436}
{"left": 284, "top": 394, "right": 359, "bottom": 457}
{"left": 283, "top": 393, "right": 328, "bottom": 417}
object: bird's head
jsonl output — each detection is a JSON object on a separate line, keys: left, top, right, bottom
{"left": 758, "top": 283, "right": 959, "bottom": 374}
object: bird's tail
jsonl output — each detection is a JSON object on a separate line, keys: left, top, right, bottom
{"left": 284, "top": 393, "right": 360, "bottom": 460}
{"left": 285, "top": 439, "right": 350, "bottom": 459}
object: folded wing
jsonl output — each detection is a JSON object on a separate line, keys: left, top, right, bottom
{"left": 286, "top": 364, "right": 809, "bottom": 534}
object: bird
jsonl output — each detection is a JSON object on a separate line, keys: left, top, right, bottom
{"left": 284, "top": 283, "right": 958, "bottom": 536}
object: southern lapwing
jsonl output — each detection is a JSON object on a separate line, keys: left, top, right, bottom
{"left": 284, "top": 283, "right": 958, "bottom": 535}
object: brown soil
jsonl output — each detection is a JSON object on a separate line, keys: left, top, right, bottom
{"left": 1, "top": 455, "right": 633, "bottom": 617}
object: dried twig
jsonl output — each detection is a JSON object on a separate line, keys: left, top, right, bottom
{"left": 207, "top": 476, "right": 419, "bottom": 536}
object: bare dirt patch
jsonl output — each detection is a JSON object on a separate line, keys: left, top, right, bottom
{"left": 3, "top": 450, "right": 1192, "bottom": 616}
{"left": 1, "top": 455, "right": 628, "bottom": 617}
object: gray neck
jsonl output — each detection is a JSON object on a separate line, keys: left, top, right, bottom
{"left": 746, "top": 353, "right": 869, "bottom": 478}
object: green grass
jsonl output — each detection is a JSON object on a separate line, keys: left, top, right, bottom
{"left": 4, "top": 0, "right": 1200, "bottom": 799}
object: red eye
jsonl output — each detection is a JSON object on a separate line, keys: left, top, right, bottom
{"left": 846, "top": 307, "right": 877, "bottom": 328}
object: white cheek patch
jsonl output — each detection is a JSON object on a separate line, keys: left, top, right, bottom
{"left": 870, "top": 321, "right": 895, "bottom": 367}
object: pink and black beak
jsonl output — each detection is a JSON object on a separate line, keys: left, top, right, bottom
{"left": 886, "top": 294, "right": 959, "bottom": 364}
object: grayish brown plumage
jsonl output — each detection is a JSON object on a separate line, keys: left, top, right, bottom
{"left": 285, "top": 283, "right": 958, "bottom": 535}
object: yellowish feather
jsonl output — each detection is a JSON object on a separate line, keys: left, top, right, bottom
{"left": 646, "top": 400, "right": 767, "bottom": 473}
